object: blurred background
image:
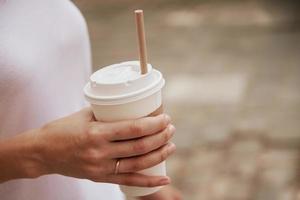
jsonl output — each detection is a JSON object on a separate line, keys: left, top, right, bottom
{"left": 73, "top": 0, "right": 300, "bottom": 199}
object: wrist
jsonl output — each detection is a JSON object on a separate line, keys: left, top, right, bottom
{"left": 22, "top": 128, "right": 49, "bottom": 178}
{"left": 10, "top": 128, "right": 49, "bottom": 179}
{"left": 0, "top": 128, "right": 48, "bottom": 183}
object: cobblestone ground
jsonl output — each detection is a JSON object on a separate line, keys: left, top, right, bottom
{"left": 74, "top": 0, "right": 300, "bottom": 199}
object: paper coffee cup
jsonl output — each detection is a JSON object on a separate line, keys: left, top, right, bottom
{"left": 83, "top": 61, "right": 166, "bottom": 196}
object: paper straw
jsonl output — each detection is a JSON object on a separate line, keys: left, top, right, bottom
{"left": 135, "top": 10, "right": 148, "bottom": 74}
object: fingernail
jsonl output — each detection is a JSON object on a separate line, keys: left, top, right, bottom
{"left": 164, "top": 114, "right": 171, "bottom": 124}
{"left": 168, "top": 124, "right": 176, "bottom": 134}
{"left": 168, "top": 142, "right": 176, "bottom": 152}
{"left": 159, "top": 177, "right": 171, "bottom": 185}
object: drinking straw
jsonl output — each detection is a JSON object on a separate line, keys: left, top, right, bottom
{"left": 135, "top": 10, "right": 148, "bottom": 74}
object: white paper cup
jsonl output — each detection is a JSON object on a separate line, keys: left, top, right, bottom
{"left": 84, "top": 61, "right": 166, "bottom": 196}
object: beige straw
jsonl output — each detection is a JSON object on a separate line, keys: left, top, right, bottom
{"left": 135, "top": 10, "right": 148, "bottom": 74}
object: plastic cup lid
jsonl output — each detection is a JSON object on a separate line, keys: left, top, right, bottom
{"left": 84, "top": 61, "right": 165, "bottom": 105}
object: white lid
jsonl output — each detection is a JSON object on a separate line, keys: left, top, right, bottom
{"left": 84, "top": 61, "right": 165, "bottom": 105}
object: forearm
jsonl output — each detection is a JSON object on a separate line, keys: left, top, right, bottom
{"left": 0, "top": 128, "right": 46, "bottom": 183}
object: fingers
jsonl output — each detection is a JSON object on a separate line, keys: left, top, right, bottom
{"left": 102, "top": 114, "right": 171, "bottom": 141}
{"left": 118, "top": 142, "right": 176, "bottom": 173}
{"left": 105, "top": 173, "right": 171, "bottom": 187}
{"left": 109, "top": 125, "right": 175, "bottom": 158}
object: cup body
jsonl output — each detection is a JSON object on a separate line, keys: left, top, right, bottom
{"left": 84, "top": 61, "right": 166, "bottom": 196}
{"left": 91, "top": 90, "right": 164, "bottom": 196}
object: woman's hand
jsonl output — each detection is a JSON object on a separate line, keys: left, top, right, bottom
{"left": 32, "top": 107, "right": 175, "bottom": 186}
{"left": 0, "top": 107, "right": 176, "bottom": 185}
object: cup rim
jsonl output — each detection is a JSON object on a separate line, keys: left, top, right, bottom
{"left": 84, "top": 78, "right": 164, "bottom": 105}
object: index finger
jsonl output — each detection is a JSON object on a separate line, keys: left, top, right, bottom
{"left": 102, "top": 114, "right": 171, "bottom": 141}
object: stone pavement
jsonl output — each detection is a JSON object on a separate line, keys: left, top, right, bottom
{"left": 74, "top": 0, "right": 300, "bottom": 199}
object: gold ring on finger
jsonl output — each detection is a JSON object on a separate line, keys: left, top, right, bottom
{"left": 114, "top": 159, "right": 121, "bottom": 174}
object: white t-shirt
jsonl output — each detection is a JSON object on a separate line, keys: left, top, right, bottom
{"left": 0, "top": 0, "right": 124, "bottom": 199}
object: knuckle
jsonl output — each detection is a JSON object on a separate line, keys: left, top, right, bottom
{"left": 164, "top": 129, "right": 170, "bottom": 142}
{"left": 122, "top": 177, "right": 133, "bottom": 186}
{"left": 146, "top": 179, "right": 157, "bottom": 187}
{"left": 87, "top": 124, "right": 107, "bottom": 143}
{"left": 130, "top": 120, "right": 143, "bottom": 136}
{"left": 160, "top": 149, "right": 169, "bottom": 163}
{"left": 84, "top": 149, "right": 101, "bottom": 162}
{"left": 130, "top": 160, "right": 143, "bottom": 171}
{"left": 133, "top": 140, "right": 147, "bottom": 153}
{"left": 160, "top": 117, "right": 168, "bottom": 128}
{"left": 87, "top": 125, "right": 99, "bottom": 136}
{"left": 113, "top": 129, "right": 122, "bottom": 139}
{"left": 99, "top": 148, "right": 109, "bottom": 159}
